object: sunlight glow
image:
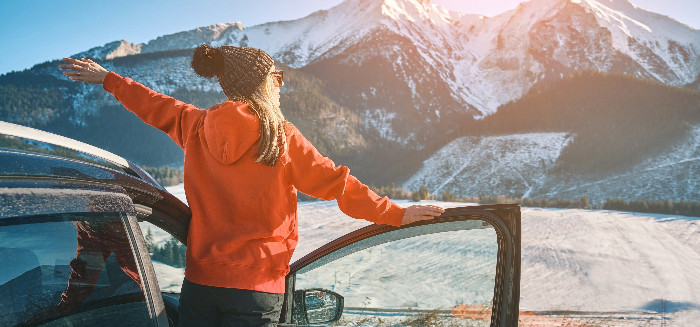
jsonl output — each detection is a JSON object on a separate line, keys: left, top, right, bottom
{"left": 433, "top": 0, "right": 525, "bottom": 16}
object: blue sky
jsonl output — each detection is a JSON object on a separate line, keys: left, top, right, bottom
{"left": 0, "top": 0, "right": 697, "bottom": 75}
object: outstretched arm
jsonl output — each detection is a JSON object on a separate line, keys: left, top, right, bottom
{"left": 59, "top": 58, "right": 205, "bottom": 148}
{"left": 285, "top": 127, "right": 444, "bottom": 226}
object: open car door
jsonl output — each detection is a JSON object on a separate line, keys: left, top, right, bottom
{"left": 280, "top": 204, "right": 521, "bottom": 327}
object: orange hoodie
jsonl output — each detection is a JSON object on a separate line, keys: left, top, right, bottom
{"left": 103, "top": 72, "right": 405, "bottom": 293}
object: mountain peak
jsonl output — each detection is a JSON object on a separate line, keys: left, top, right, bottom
{"left": 73, "top": 40, "right": 142, "bottom": 61}
{"left": 332, "top": 0, "right": 451, "bottom": 23}
{"left": 574, "top": 0, "right": 634, "bottom": 7}
{"left": 379, "top": 0, "right": 451, "bottom": 19}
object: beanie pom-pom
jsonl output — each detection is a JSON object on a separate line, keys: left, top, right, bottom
{"left": 191, "top": 44, "right": 224, "bottom": 78}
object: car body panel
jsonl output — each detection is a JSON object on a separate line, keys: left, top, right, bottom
{"left": 0, "top": 121, "right": 130, "bottom": 169}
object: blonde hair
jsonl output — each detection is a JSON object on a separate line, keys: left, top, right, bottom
{"left": 246, "top": 72, "right": 287, "bottom": 166}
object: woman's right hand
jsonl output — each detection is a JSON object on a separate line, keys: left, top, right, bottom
{"left": 59, "top": 57, "right": 109, "bottom": 84}
{"left": 401, "top": 205, "right": 445, "bottom": 225}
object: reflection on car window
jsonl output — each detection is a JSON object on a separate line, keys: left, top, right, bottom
{"left": 0, "top": 213, "right": 151, "bottom": 326}
{"left": 295, "top": 225, "right": 498, "bottom": 326}
{"left": 0, "top": 135, "right": 124, "bottom": 172}
{"left": 139, "top": 221, "right": 186, "bottom": 293}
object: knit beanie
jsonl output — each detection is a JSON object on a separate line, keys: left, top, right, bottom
{"left": 191, "top": 44, "right": 274, "bottom": 100}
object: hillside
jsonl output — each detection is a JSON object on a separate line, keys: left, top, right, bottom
{"left": 403, "top": 133, "right": 573, "bottom": 198}
{"left": 480, "top": 71, "right": 700, "bottom": 175}
{"left": 403, "top": 71, "right": 700, "bottom": 202}
{"left": 0, "top": 57, "right": 376, "bottom": 170}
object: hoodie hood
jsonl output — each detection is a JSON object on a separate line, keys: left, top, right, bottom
{"left": 203, "top": 101, "right": 260, "bottom": 165}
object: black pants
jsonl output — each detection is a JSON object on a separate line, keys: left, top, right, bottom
{"left": 177, "top": 279, "right": 284, "bottom": 327}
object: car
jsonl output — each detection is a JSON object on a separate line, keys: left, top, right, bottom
{"left": 0, "top": 121, "right": 521, "bottom": 327}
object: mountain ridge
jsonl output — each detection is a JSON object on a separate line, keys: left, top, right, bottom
{"left": 66, "top": 0, "right": 700, "bottom": 117}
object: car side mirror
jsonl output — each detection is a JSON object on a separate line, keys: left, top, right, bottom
{"left": 292, "top": 288, "right": 343, "bottom": 325}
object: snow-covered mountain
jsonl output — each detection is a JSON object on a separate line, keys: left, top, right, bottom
{"left": 75, "top": 40, "right": 143, "bottom": 61}
{"left": 6, "top": 0, "right": 699, "bottom": 200}
{"left": 38, "top": 0, "right": 700, "bottom": 145}
{"left": 75, "top": 0, "right": 700, "bottom": 118}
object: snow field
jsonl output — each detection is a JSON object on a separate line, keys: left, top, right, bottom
{"left": 146, "top": 185, "right": 700, "bottom": 325}
{"left": 519, "top": 208, "right": 700, "bottom": 312}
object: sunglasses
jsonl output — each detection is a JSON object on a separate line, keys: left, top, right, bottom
{"left": 271, "top": 70, "right": 284, "bottom": 87}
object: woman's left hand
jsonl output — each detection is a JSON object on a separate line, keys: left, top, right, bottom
{"left": 59, "top": 57, "right": 109, "bottom": 84}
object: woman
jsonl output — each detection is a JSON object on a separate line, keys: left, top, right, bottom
{"left": 60, "top": 44, "right": 444, "bottom": 327}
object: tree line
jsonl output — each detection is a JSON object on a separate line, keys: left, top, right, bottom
{"left": 602, "top": 198, "right": 700, "bottom": 217}
{"left": 142, "top": 166, "right": 184, "bottom": 186}
{"left": 145, "top": 228, "right": 187, "bottom": 268}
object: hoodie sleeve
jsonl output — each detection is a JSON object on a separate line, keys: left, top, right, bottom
{"left": 103, "top": 72, "right": 206, "bottom": 149}
{"left": 285, "top": 128, "right": 405, "bottom": 227}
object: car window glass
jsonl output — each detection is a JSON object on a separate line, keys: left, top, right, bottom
{"left": 294, "top": 222, "right": 497, "bottom": 326}
{"left": 0, "top": 213, "right": 152, "bottom": 326}
{"left": 139, "top": 221, "right": 185, "bottom": 294}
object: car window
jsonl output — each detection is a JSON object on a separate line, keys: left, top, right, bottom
{"left": 293, "top": 220, "right": 498, "bottom": 326}
{"left": 139, "top": 221, "right": 185, "bottom": 294}
{"left": 0, "top": 213, "right": 152, "bottom": 326}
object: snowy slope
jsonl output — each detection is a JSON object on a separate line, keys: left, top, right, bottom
{"left": 144, "top": 184, "right": 700, "bottom": 325}
{"left": 576, "top": 0, "right": 700, "bottom": 82}
{"left": 139, "top": 0, "right": 461, "bottom": 69}
{"left": 74, "top": 40, "right": 143, "bottom": 61}
{"left": 538, "top": 125, "right": 700, "bottom": 202}
{"left": 457, "top": 0, "right": 700, "bottom": 114}
{"left": 405, "top": 125, "right": 700, "bottom": 202}
{"left": 402, "top": 133, "right": 574, "bottom": 198}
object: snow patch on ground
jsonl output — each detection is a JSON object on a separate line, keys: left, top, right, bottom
{"left": 520, "top": 208, "right": 700, "bottom": 312}
{"left": 151, "top": 261, "right": 185, "bottom": 293}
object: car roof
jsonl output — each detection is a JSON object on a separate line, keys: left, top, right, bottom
{"left": 1, "top": 121, "right": 130, "bottom": 168}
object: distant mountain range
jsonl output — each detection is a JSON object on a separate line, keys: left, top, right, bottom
{"left": 1, "top": 0, "right": 699, "bottom": 202}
